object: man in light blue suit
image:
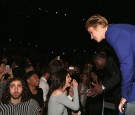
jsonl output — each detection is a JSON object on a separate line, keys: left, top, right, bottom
{"left": 85, "top": 14, "right": 135, "bottom": 115}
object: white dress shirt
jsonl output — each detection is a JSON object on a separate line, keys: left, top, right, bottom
{"left": 39, "top": 77, "right": 49, "bottom": 102}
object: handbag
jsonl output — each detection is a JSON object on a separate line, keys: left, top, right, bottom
{"left": 124, "top": 101, "right": 135, "bottom": 115}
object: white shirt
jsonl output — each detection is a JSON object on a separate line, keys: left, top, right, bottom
{"left": 39, "top": 77, "right": 49, "bottom": 102}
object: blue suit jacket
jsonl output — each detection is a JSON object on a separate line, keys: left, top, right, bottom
{"left": 106, "top": 24, "right": 135, "bottom": 102}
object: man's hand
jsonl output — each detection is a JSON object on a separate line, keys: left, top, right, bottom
{"left": 118, "top": 97, "right": 126, "bottom": 113}
{"left": 87, "top": 82, "right": 104, "bottom": 97}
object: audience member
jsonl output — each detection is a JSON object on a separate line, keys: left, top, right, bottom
{"left": 47, "top": 69, "right": 79, "bottom": 115}
{"left": 25, "top": 71, "right": 44, "bottom": 115}
{"left": 85, "top": 67, "right": 103, "bottom": 115}
{"left": 24, "top": 63, "right": 34, "bottom": 74}
{"left": 49, "top": 56, "right": 64, "bottom": 74}
{"left": 12, "top": 57, "right": 25, "bottom": 80}
{"left": 39, "top": 65, "right": 51, "bottom": 114}
{"left": 0, "top": 77, "right": 40, "bottom": 115}
{"left": 78, "top": 73, "right": 89, "bottom": 113}
{"left": 87, "top": 52, "right": 121, "bottom": 114}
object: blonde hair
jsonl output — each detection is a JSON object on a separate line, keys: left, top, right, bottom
{"left": 85, "top": 14, "right": 108, "bottom": 30}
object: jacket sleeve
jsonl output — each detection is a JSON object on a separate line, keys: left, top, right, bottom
{"left": 103, "top": 57, "right": 121, "bottom": 90}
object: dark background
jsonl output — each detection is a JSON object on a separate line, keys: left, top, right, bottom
{"left": 0, "top": 0, "right": 135, "bottom": 51}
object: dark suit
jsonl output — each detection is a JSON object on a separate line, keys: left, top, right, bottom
{"left": 96, "top": 56, "right": 121, "bottom": 115}
{"left": 101, "top": 57, "right": 121, "bottom": 113}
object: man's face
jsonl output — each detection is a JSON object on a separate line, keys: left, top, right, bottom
{"left": 95, "top": 57, "right": 106, "bottom": 69}
{"left": 9, "top": 80, "right": 23, "bottom": 99}
{"left": 27, "top": 74, "right": 39, "bottom": 87}
{"left": 87, "top": 26, "right": 105, "bottom": 43}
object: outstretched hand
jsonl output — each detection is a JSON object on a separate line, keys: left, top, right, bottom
{"left": 87, "top": 82, "right": 103, "bottom": 97}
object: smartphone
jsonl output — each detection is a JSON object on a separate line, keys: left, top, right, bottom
{"left": 69, "top": 66, "right": 74, "bottom": 70}
{"left": 5, "top": 65, "right": 10, "bottom": 70}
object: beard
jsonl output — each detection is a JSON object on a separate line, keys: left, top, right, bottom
{"left": 10, "top": 92, "right": 22, "bottom": 99}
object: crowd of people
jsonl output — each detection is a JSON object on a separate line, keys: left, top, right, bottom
{"left": 0, "top": 48, "right": 121, "bottom": 115}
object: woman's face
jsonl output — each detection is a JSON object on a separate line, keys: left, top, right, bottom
{"left": 0, "top": 63, "right": 6, "bottom": 73}
{"left": 82, "top": 74, "right": 88, "bottom": 81}
{"left": 65, "top": 73, "right": 72, "bottom": 88}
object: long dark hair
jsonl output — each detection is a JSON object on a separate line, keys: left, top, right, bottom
{"left": 1, "top": 77, "right": 31, "bottom": 104}
{"left": 47, "top": 69, "right": 69, "bottom": 98}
